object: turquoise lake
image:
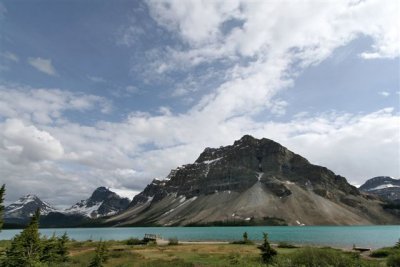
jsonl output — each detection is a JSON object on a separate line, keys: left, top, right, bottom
{"left": 1, "top": 226, "right": 399, "bottom": 249}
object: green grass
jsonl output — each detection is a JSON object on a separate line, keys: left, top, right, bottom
{"left": 0, "top": 239, "right": 395, "bottom": 267}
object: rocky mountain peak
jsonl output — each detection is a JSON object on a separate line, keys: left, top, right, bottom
{"left": 359, "top": 176, "right": 400, "bottom": 204}
{"left": 359, "top": 176, "right": 400, "bottom": 191}
{"left": 129, "top": 135, "right": 359, "bottom": 210}
{"left": 89, "top": 187, "right": 117, "bottom": 203}
{"left": 109, "top": 135, "right": 398, "bottom": 226}
{"left": 66, "top": 187, "right": 130, "bottom": 218}
{"left": 5, "top": 194, "right": 57, "bottom": 223}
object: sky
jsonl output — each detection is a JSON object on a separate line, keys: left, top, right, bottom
{"left": 0, "top": 0, "right": 399, "bottom": 208}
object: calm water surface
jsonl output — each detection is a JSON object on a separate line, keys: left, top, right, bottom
{"left": 1, "top": 226, "right": 399, "bottom": 249}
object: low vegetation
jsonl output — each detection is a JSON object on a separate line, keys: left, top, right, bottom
{"left": 0, "top": 237, "right": 399, "bottom": 266}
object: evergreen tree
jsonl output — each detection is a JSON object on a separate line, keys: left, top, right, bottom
{"left": 40, "top": 232, "right": 69, "bottom": 264}
{"left": 89, "top": 240, "right": 109, "bottom": 267}
{"left": 257, "top": 232, "right": 277, "bottom": 264}
{"left": 41, "top": 234, "right": 58, "bottom": 263}
{"left": 243, "top": 232, "right": 248, "bottom": 243}
{"left": 56, "top": 232, "right": 69, "bottom": 262}
{"left": 4, "top": 209, "right": 42, "bottom": 267}
{"left": 0, "top": 184, "right": 5, "bottom": 232}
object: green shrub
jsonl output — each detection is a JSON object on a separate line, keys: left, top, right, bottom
{"left": 277, "top": 241, "right": 298, "bottom": 248}
{"left": 89, "top": 240, "right": 109, "bottom": 267}
{"left": 387, "top": 252, "right": 400, "bottom": 267}
{"left": 370, "top": 248, "right": 391, "bottom": 258}
{"left": 168, "top": 237, "right": 179, "bottom": 245}
{"left": 126, "top": 238, "right": 144, "bottom": 245}
{"left": 283, "top": 247, "right": 369, "bottom": 267}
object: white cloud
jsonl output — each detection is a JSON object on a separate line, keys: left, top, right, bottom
{"left": 1, "top": 51, "right": 19, "bottom": 62}
{"left": 28, "top": 57, "right": 57, "bottom": 76}
{"left": 125, "top": 85, "right": 139, "bottom": 94}
{"left": 0, "top": 84, "right": 112, "bottom": 124}
{"left": 88, "top": 75, "right": 106, "bottom": 83}
{"left": 379, "top": 91, "right": 390, "bottom": 97}
{"left": 117, "top": 25, "right": 145, "bottom": 46}
{"left": 1, "top": 119, "right": 64, "bottom": 164}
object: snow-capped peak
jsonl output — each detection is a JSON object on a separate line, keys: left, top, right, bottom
{"left": 5, "top": 194, "right": 58, "bottom": 219}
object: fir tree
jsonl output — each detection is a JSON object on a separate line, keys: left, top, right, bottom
{"left": 56, "top": 232, "right": 69, "bottom": 262}
{"left": 243, "top": 231, "right": 248, "bottom": 243}
{"left": 41, "top": 234, "right": 58, "bottom": 263}
{"left": 4, "top": 209, "right": 42, "bottom": 267}
{"left": 257, "top": 232, "right": 277, "bottom": 264}
{"left": 40, "top": 232, "right": 69, "bottom": 264}
{"left": 89, "top": 240, "right": 109, "bottom": 267}
{"left": 0, "top": 184, "right": 5, "bottom": 232}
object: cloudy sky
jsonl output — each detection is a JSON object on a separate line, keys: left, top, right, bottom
{"left": 0, "top": 0, "right": 399, "bottom": 208}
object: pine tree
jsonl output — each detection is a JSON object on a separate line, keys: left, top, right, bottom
{"left": 41, "top": 234, "right": 58, "bottom": 263}
{"left": 4, "top": 209, "right": 42, "bottom": 267}
{"left": 257, "top": 232, "right": 277, "bottom": 264}
{"left": 56, "top": 232, "right": 69, "bottom": 262}
{"left": 243, "top": 232, "right": 248, "bottom": 243}
{"left": 89, "top": 240, "right": 109, "bottom": 267}
{"left": 0, "top": 184, "right": 5, "bottom": 232}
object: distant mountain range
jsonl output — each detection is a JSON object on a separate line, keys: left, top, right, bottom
{"left": 359, "top": 176, "right": 400, "bottom": 204}
{"left": 4, "top": 187, "right": 130, "bottom": 227}
{"left": 108, "top": 135, "right": 399, "bottom": 226}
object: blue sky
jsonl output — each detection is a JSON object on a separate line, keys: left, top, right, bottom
{"left": 0, "top": 0, "right": 399, "bottom": 207}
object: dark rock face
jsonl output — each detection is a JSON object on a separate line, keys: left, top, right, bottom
{"left": 67, "top": 187, "right": 130, "bottom": 218}
{"left": 131, "top": 135, "right": 359, "bottom": 205}
{"left": 359, "top": 176, "right": 400, "bottom": 203}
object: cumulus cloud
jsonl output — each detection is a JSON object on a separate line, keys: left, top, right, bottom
{"left": 0, "top": 84, "right": 112, "bottom": 124}
{"left": 28, "top": 57, "right": 57, "bottom": 76}
{"left": 1, "top": 119, "right": 64, "bottom": 164}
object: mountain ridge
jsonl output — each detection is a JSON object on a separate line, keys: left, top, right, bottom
{"left": 4, "top": 187, "right": 130, "bottom": 227}
{"left": 108, "top": 135, "right": 399, "bottom": 226}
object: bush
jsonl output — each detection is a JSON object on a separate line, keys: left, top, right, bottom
{"left": 89, "top": 240, "right": 109, "bottom": 267}
{"left": 370, "top": 248, "right": 391, "bottom": 258}
{"left": 168, "top": 237, "right": 179, "bottom": 245}
{"left": 387, "top": 252, "right": 400, "bottom": 267}
{"left": 126, "top": 238, "right": 144, "bottom": 245}
{"left": 277, "top": 241, "right": 298, "bottom": 248}
{"left": 285, "top": 247, "right": 366, "bottom": 267}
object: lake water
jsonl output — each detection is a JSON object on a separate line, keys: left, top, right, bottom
{"left": 1, "top": 226, "right": 399, "bottom": 249}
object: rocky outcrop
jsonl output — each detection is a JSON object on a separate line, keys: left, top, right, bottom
{"left": 108, "top": 135, "right": 399, "bottom": 226}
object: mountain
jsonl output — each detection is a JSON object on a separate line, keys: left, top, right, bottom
{"left": 108, "top": 135, "right": 399, "bottom": 226}
{"left": 64, "top": 187, "right": 130, "bottom": 218}
{"left": 4, "top": 187, "right": 130, "bottom": 228}
{"left": 4, "top": 194, "right": 57, "bottom": 225}
{"left": 359, "top": 176, "right": 400, "bottom": 204}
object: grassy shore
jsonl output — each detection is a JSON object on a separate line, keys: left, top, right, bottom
{"left": 1, "top": 238, "right": 397, "bottom": 267}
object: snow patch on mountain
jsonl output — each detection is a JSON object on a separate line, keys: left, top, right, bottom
{"left": 367, "top": 184, "right": 400, "bottom": 191}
